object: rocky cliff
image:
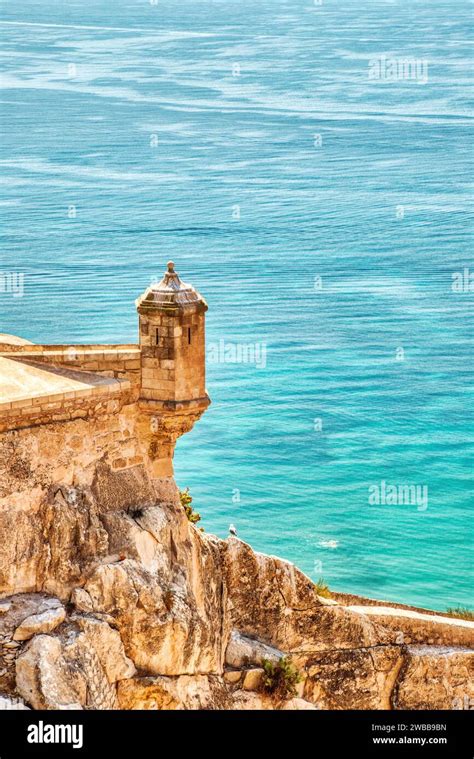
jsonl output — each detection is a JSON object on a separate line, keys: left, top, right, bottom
{"left": 0, "top": 409, "right": 473, "bottom": 711}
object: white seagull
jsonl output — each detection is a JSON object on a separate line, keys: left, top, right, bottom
{"left": 229, "top": 524, "right": 237, "bottom": 536}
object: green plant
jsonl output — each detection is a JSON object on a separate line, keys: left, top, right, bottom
{"left": 261, "top": 656, "right": 302, "bottom": 699}
{"left": 315, "top": 578, "right": 332, "bottom": 599}
{"left": 179, "top": 488, "right": 201, "bottom": 526}
{"left": 445, "top": 606, "right": 474, "bottom": 621}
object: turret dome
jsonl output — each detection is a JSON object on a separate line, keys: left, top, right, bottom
{"left": 136, "top": 261, "right": 207, "bottom": 313}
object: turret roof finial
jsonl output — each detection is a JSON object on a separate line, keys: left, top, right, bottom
{"left": 161, "top": 260, "right": 180, "bottom": 289}
{"left": 136, "top": 260, "right": 208, "bottom": 311}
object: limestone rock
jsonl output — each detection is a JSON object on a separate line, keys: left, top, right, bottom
{"left": 13, "top": 606, "right": 66, "bottom": 641}
{"left": 117, "top": 674, "right": 229, "bottom": 710}
{"left": 345, "top": 605, "right": 474, "bottom": 649}
{"left": 72, "top": 616, "right": 136, "bottom": 684}
{"left": 0, "top": 695, "right": 30, "bottom": 710}
{"left": 70, "top": 588, "right": 94, "bottom": 613}
{"left": 393, "top": 646, "right": 474, "bottom": 710}
{"left": 223, "top": 537, "right": 393, "bottom": 653}
{"left": 223, "top": 537, "right": 321, "bottom": 650}
{"left": 15, "top": 615, "right": 135, "bottom": 710}
{"left": 281, "top": 697, "right": 318, "bottom": 710}
{"left": 223, "top": 670, "right": 242, "bottom": 684}
{"left": 81, "top": 521, "right": 229, "bottom": 676}
{"left": 302, "top": 646, "right": 404, "bottom": 710}
{"left": 242, "top": 668, "right": 263, "bottom": 691}
{"left": 92, "top": 460, "right": 156, "bottom": 515}
{"left": 16, "top": 635, "right": 86, "bottom": 710}
{"left": 225, "top": 630, "right": 282, "bottom": 668}
{"left": 229, "top": 690, "right": 275, "bottom": 710}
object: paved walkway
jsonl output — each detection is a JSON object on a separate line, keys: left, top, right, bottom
{"left": 0, "top": 356, "right": 119, "bottom": 406}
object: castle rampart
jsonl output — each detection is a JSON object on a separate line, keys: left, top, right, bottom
{"left": 0, "top": 263, "right": 209, "bottom": 478}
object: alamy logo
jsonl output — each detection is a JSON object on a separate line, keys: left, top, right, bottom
{"left": 368, "top": 480, "right": 428, "bottom": 511}
{"left": 451, "top": 267, "right": 474, "bottom": 293}
{"left": 0, "top": 271, "right": 24, "bottom": 298}
{"left": 207, "top": 339, "right": 267, "bottom": 369}
{"left": 27, "top": 721, "right": 83, "bottom": 749}
{"left": 452, "top": 695, "right": 474, "bottom": 710}
{"left": 368, "top": 55, "right": 428, "bottom": 84}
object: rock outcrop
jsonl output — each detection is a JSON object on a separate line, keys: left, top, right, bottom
{"left": 0, "top": 411, "right": 473, "bottom": 710}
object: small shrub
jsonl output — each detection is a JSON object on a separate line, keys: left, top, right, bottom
{"left": 445, "top": 606, "right": 474, "bottom": 621}
{"left": 315, "top": 578, "right": 332, "bottom": 599}
{"left": 179, "top": 488, "right": 201, "bottom": 526}
{"left": 261, "top": 656, "right": 302, "bottom": 699}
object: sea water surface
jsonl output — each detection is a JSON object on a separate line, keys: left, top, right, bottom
{"left": 1, "top": 0, "right": 473, "bottom": 611}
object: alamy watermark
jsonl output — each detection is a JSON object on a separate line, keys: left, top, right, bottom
{"left": 368, "top": 480, "right": 428, "bottom": 511}
{"left": 452, "top": 695, "right": 474, "bottom": 710}
{"left": 451, "top": 267, "right": 473, "bottom": 293}
{"left": 27, "top": 720, "right": 83, "bottom": 749}
{"left": 207, "top": 339, "right": 267, "bottom": 369}
{"left": 0, "top": 271, "right": 24, "bottom": 298}
{"left": 368, "top": 55, "right": 428, "bottom": 84}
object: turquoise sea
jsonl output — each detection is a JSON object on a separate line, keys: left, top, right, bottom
{"left": 1, "top": 0, "right": 473, "bottom": 611}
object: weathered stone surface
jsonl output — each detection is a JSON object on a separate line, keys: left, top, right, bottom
{"left": 345, "top": 605, "right": 474, "bottom": 649}
{"left": 281, "top": 697, "right": 318, "bottom": 710}
{"left": 225, "top": 630, "right": 282, "bottom": 668}
{"left": 82, "top": 546, "right": 227, "bottom": 676}
{"left": 16, "top": 635, "right": 86, "bottom": 710}
{"left": 0, "top": 594, "right": 62, "bottom": 632}
{"left": 393, "top": 646, "right": 474, "bottom": 710}
{"left": 222, "top": 537, "right": 322, "bottom": 650}
{"left": 65, "top": 491, "right": 231, "bottom": 678}
{"left": 302, "top": 645, "right": 404, "bottom": 710}
{"left": 0, "top": 423, "right": 116, "bottom": 598}
{"left": 229, "top": 690, "right": 275, "bottom": 710}
{"left": 92, "top": 461, "right": 155, "bottom": 514}
{"left": 117, "top": 675, "right": 229, "bottom": 710}
{"left": 13, "top": 606, "right": 66, "bottom": 641}
{"left": 15, "top": 615, "right": 135, "bottom": 710}
{"left": 0, "top": 594, "right": 64, "bottom": 693}
{"left": 223, "top": 537, "right": 394, "bottom": 654}
{"left": 0, "top": 695, "right": 30, "bottom": 710}
{"left": 70, "top": 588, "right": 94, "bottom": 613}
{"left": 223, "top": 670, "right": 242, "bottom": 684}
{"left": 242, "top": 667, "right": 264, "bottom": 691}
{"left": 72, "top": 616, "right": 136, "bottom": 684}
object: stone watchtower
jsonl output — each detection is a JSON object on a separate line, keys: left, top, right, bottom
{"left": 135, "top": 261, "right": 210, "bottom": 477}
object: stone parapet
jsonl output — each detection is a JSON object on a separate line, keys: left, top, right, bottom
{"left": 0, "top": 377, "right": 134, "bottom": 433}
{"left": 0, "top": 345, "right": 141, "bottom": 389}
{"left": 0, "top": 344, "right": 137, "bottom": 354}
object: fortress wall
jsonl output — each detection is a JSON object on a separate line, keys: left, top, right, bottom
{"left": 0, "top": 380, "right": 135, "bottom": 434}
{"left": 0, "top": 345, "right": 142, "bottom": 388}
{"left": 0, "top": 344, "right": 138, "bottom": 353}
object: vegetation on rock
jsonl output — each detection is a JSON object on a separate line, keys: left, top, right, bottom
{"left": 445, "top": 606, "right": 474, "bottom": 621}
{"left": 261, "top": 656, "right": 302, "bottom": 699}
{"left": 315, "top": 578, "right": 332, "bottom": 599}
{"left": 179, "top": 488, "right": 201, "bottom": 526}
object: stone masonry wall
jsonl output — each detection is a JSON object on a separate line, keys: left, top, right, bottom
{"left": 0, "top": 345, "right": 141, "bottom": 389}
{"left": 139, "top": 310, "right": 206, "bottom": 404}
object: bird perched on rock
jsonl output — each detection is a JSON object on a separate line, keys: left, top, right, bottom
{"left": 229, "top": 524, "right": 237, "bottom": 536}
